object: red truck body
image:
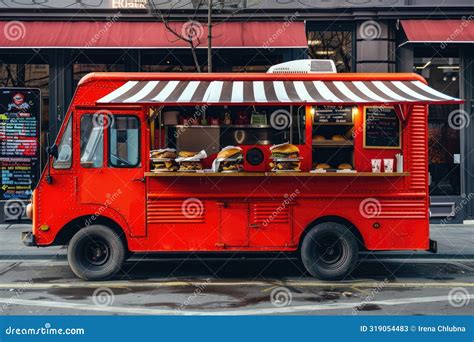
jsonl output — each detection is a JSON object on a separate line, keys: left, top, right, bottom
{"left": 24, "top": 70, "right": 462, "bottom": 280}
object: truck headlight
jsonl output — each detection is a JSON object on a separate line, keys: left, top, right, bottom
{"left": 26, "top": 203, "right": 32, "bottom": 219}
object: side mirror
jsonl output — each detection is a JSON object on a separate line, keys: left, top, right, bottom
{"left": 47, "top": 144, "right": 59, "bottom": 159}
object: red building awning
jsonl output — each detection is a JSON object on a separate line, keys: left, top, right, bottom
{"left": 0, "top": 21, "right": 307, "bottom": 49}
{"left": 400, "top": 19, "right": 474, "bottom": 46}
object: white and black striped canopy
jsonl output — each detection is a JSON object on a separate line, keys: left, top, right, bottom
{"left": 97, "top": 79, "right": 461, "bottom": 105}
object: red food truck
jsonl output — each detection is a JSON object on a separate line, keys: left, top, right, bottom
{"left": 22, "top": 60, "right": 462, "bottom": 281}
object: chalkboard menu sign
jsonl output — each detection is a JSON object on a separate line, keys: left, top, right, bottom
{"left": 313, "top": 106, "right": 353, "bottom": 124}
{"left": 0, "top": 88, "right": 41, "bottom": 204}
{"left": 363, "top": 106, "right": 401, "bottom": 149}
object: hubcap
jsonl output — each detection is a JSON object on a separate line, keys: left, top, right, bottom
{"left": 84, "top": 238, "right": 110, "bottom": 266}
{"left": 316, "top": 234, "right": 344, "bottom": 266}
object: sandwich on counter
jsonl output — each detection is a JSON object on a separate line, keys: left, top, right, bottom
{"left": 151, "top": 149, "right": 177, "bottom": 159}
{"left": 176, "top": 150, "right": 207, "bottom": 172}
{"left": 150, "top": 148, "right": 178, "bottom": 172}
{"left": 269, "top": 143, "right": 301, "bottom": 172}
{"left": 213, "top": 146, "right": 243, "bottom": 172}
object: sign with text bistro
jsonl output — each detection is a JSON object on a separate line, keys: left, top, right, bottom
{"left": 21, "top": 60, "right": 463, "bottom": 281}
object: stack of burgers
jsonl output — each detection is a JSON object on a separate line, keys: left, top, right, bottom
{"left": 176, "top": 150, "right": 207, "bottom": 172}
{"left": 213, "top": 146, "right": 243, "bottom": 172}
{"left": 269, "top": 143, "right": 301, "bottom": 172}
{"left": 150, "top": 149, "right": 178, "bottom": 172}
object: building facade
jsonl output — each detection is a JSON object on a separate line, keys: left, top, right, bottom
{"left": 0, "top": 0, "right": 473, "bottom": 222}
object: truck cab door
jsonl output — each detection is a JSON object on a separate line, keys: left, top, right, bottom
{"left": 77, "top": 110, "right": 146, "bottom": 237}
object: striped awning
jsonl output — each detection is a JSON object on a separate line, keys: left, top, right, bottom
{"left": 97, "top": 80, "right": 461, "bottom": 105}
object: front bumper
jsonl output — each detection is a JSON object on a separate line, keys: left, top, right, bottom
{"left": 22, "top": 231, "right": 36, "bottom": 246}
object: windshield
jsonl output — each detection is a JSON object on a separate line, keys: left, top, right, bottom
{"left": 53, "top": 115, "right": 72, "bottom": 169}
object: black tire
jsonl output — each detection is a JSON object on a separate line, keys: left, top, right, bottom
{"left": 301, "top": 222, "right": 359, "bottom": 280}
{"left": 67, "top": 225, "right": 125, "bottom": 281}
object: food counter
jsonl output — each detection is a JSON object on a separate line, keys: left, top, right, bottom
{"left": 145, "top": 172, "right": 410, "bottom": 177}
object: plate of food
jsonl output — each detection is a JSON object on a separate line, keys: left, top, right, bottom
{"left": 176, "top": 150, "right": 207, "bottom": 172}
{"left": 150, "top": 149, "right": 179, "bottom": 172}
{"left": 269, "top": 143, "right": 301, "bottom": 172}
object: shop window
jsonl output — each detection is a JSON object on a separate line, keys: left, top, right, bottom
{"left": 73, "top": 63, "right": 125, "bottom": 85}
{"left": 80, "top": 115, "right": 103, "bottom": 168}
{"left": 141, "top": 49, "right": 285, "bottom": 73}
{"left": 109, "top": 116, "right": 140, "bottom": 168}
{"left": 141, "top": 50, "right": 203, "bottom": 72}
{"left": 414, "top": 49, "right": 460, "bottom": 196}
{"left": 72, "top": 50, "right": 126, "bottom": 86}
{"left": 307, "top": 23, "right": 354, "bottom": 72}
{"left": 53, "top": 115, "right": 72, "bottom": 169}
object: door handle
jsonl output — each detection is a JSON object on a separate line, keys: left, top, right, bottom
{"left": 249, "top": 223, "right": 260, "bottom": 228}
{"left": 131, "top": 177, "right": 145, "bottom": 183}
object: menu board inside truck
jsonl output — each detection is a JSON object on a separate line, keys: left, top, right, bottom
{"left": 0, "top": 88, "right": 41, "bottom": 210}
{"left": 363, "top": 106, "right": 401, "bottom": 149}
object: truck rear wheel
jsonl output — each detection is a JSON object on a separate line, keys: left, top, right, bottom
{"left": 67, "top": 225, "right": 125, "bottom": 281}
{"left": 301, "top": 222, "right": 358, "bottom": 280}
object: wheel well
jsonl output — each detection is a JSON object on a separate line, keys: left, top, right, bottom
{"left": 53, "top": 215, "right": 128, "bottom": 249}
{"left": 298, "top": 216, "right": 366, "bottom": 251}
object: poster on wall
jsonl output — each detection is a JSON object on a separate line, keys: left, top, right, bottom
{"left": 0, "top": 88, "right": 41, "bottom": 220}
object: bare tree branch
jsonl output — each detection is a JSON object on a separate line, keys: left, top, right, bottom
{"left": 148, "top": 0, "right": 202, "bottom": 72}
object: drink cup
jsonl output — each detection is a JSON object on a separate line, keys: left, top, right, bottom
{"left": 384, "top": 159, "right": 394, "bottom": 173}
{"left": 371, "top": 159, "right": 381, "bottom": 173}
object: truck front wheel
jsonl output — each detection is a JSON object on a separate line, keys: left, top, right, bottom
{"left": 301, "top": 222, "right": 358, "bottom": 280}
{"left": 67, "top": 225, "right": 125, "bottom": 281}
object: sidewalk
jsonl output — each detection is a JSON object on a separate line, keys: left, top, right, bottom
{"left": 0, "top": 223, "right": 473, "bottom": 260}
{"left": 0, "top": 223, "right": 64, "bottom": 259}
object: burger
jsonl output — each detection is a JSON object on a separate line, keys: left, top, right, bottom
{"left": 269, "top": 143, "right": 301, "bottom": 171}
{"left": 217, "top": 147, "right": 243, "bottom": 172}
{"left": 153, "top": 160, "right": 179, "bottom": 172}
{"left": 315, "top": 163, "right": 331, "bottom": 170}
{"left": 150, "top": 149, "right": 178, "bottom": 172}
{"left": 177, "top": 151, "right": 204, "bottom": 171}
{"left": 178, "top": 151, "right": 199, "bottom": 158}
{"left": 338, "top": 163, "right": 352, "bottom": 170}
{"left": 151, "top": 149, "right": 177, "bottom": 159}
{"left": 178, "top": 161, "right": 203, "bottom": 171}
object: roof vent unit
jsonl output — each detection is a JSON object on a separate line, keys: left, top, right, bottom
{"left": 267, "top": 59, "right": 337, "bottom": 74}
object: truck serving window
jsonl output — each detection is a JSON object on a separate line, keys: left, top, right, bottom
{"left": 109, "top": 116, "right": 140, "bottom": 168}
{"left": 53, "top": 115, "right": 72, "bottom": 169}
{"left": 80, "top": 115, "right": 104, "bottom": 168}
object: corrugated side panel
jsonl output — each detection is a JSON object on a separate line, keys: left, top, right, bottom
{"left": 377, "top": 200, "right": 427, "bottom": 219}
{"left": 408, "top": 105, "right": 428, "bottom": 191}
{"left": 147, "top": 199, "right": 205, "bottom": 224}
{"left": 250, "top": 202, "right": 290, "bottom": 224}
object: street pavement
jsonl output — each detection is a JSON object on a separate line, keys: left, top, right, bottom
{"left": 0, "top": 223, "right": 472, "bottom": 315}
